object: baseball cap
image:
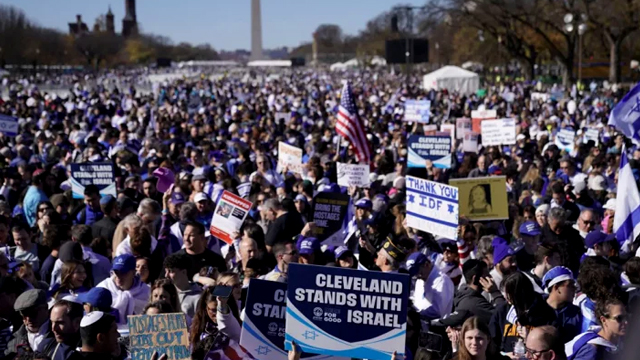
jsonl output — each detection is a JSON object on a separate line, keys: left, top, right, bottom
{"left": 519, "top": 221, "right": 541, "bottom": 237}
{"left": 297, "top": 236, "right": 320, "bottom": 256}
{"left": 603, "top": 198, "right": 616, "bottom": 211}
{"left": 488, "top": 165, "right": 502, "bottom": 175}
{"left": 77, "top": 288, "right": 113, "bottom": 309}
{"left": 192, "top": 174, "right": 207, "bottom": 182}
{"left": 405, "top": 252, "right": 429, "bottom": 277}
{"left": 440, "top": 241, "right": 457, "bottom": 254}
{"left": 584, "top": 231, "right": 615, "bottom": 248}
{"left": 355, "top": 198, "right": 372, "bottom": 210}
{"left": 542, "top": 266, "right": 575, "bottom": 292}
{"left": 535, "top": 204, "right": 550, "bottom": 215}
{"left": 588, "top": 175, "right": 607, "bottom": 191}
{"left": 112, "top": 254, "right": 136, "bottom": 273}
{"left": 334, "top": 246, "right": 353, "bottom": 260}
{"left": 363, "top": 212, "right": 383, "bottom": 226}
{"left": 194, "top": 192, "right": 208, "bottom": 203}
{"left": 294, "top": 194, "right": 307, "bottom": 203}
{"left": 171, "top": 192, "right": 186, "bottom": 205}
{"left": 431, "top": 310, "right": 473, "bottom": 328}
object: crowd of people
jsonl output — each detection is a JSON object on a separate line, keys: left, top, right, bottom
{"left": 0, "top": 67, "right": 636, "bottom": 360}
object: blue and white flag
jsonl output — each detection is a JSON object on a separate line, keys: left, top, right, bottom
{"left": 614, "top": 146, "right": 640, "bottom": 253}
{"left": 608, "top": 83, "right": 640, "bottom": 142}
{"left": 384, "top": 88, "right": 401, "bottom": 114}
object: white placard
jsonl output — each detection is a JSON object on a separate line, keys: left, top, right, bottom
{"left": 336, "top": 163, "right": 370, "bottom": 188}
{"left": 463, "top": 132, "right": 479, "bottom": 152}
{"left": 481, "top": 118, "right": 516, "bottom": 146}
{"left": 406, "top": 176, "right": 459, "bottom": 239}
{"left": 277, "top": 141, "right": 303, "bottom": 173}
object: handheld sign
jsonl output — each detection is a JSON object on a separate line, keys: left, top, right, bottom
{"left": 70, "top": 163, "right": 116, "bottom": 199}
{"left": 555, "top": 128, "right": 576, "bottom": 152}
{"left": 276, "top": 112, "right": 292, "bottom": 125}
{"left": 0, "top": 114, "right": 19, "bottom": 137}
{"left": 285, "top": 263, "right": 410, "bottom": 360}
{"left": 583, "top": 128, "right": 599, "bottom": 145}
{"left": 336, "top": 163, "right": 370, "bottom": 188}
{"left": 449, "top": 176, "right": 509, "bottom": 221}
{"left": 481, "top": 118, "right": 516, "bottom": 146}
{"left": 278, "top": 142, "right": 304, "bottom": 174}
{"left": 440, "top": 124, "right": 455, "bottom": 146}
{"left": 471, "top": 109, "right": 497, "bottom": 133}
{"left": 128, "top": 313, "right": 190, "bottom": 360}
{"left": 407, "top": 135, "right": 451, "bottom": 169}
{"left": 456, "top": 118, "right": 471, "bottom": 139}
{"left": 311, "top": 192, "right": 350, "bottom": 247}
{"left": 404, "top": 100, "right": 431, "bottom": 123}
{"left": 406, "top": 176, "right": 459, "bottom": 239}
{"left": 463, "top": 132, "right": 479, "bottom": 152}
{"left": 210, "top": 191, "right": 253, "bottom": 244}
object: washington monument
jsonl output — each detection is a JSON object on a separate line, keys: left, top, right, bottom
{"left": 250, "top": 0, "right": 264, "bottom": 61}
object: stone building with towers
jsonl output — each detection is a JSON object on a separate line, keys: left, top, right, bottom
{"left": 122, "top": 0, "right": 138, "bottom": 37}
{"left": 68, "top": 0, "right": 138, "bottom": 37}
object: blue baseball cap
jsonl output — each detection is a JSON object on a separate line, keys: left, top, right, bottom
{"left": 334, "top": 246, "right": 352, "bottom": 260}
{"left": 171, "top": 192, "right": 186, "bottom": 205}
{"left": 297, "top": 236, "right": 320, "bottom": 256}
{"left": 112, "top": 254, "right": 136, "bottom": 273}
{"left": 584, "top": 231, "right": 615, "bottom": 248}
{"left": 355, "top": 198, "right": 372, "bottom": 210}
{"left": 405, "top": 252, "right": 429, "bottom": 277}
{"left": 99, "top": 195, "right": 114, "bottom": 206}
{"left": 519, "top": 221, "right": 541, "bottom": 237}
{"left": 542, "top": 266, "right": 575, "bottom": 292}
{"left": 78, "top": 288, "right": 113, "bottom": 309}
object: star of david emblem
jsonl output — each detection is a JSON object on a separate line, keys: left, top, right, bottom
{"left": 256, "top": 346, "right": 271, "bottom": 355}
{"left": 302, "top": 330, "right": 318, "bottom": 340}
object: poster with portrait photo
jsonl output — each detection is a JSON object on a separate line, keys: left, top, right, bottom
{"left": 449, "top": 176, "right": 508, "bottom": 221}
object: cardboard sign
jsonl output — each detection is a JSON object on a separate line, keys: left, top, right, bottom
{"left": 404, "top": 100, "right": 431, "bottom": 123}
{"left": 276, "top": 112, "right": 292, "bottom": 125}
{"left": 406, "top": 176, "right": 459, "bottom": 239}
{"left": 481, "top": 118, "right": 516, "bottom": 146}
{"left": 471, "top": 110, "right": 497, "bottom": 133}
{"left": 311, "top": 192, "right": 350, "bottom": 246}
{"left": 337, "top": 163, "right": 370, "bottom": 188}
{"left": 0, "top": 114, "right": 19, "bottom": 137}
{"left": 70, "top": 163, "right": 117, "bottom": 199}
{"left": 210, "top": 191, "right": 253, "bottom": 244}
{"left": 463, "top": 132, "right": 479, "bottom": 152}
{"left": 555, "top": 128, "right": 576, "bottom": 152}
{"left": 278, "top": 142, "right": 304, "bottom": 174}
{"left": 449, "top": 176, "right": 509, "bottom": 221}
{"left": 456, "top": 118, "right": 471, "bottom": 139}
{"left": 583, "top": 128, "right": 599, "bottom": 145}
{"left": 407, "top": 135, "right": 451, "bottom": 169}
{"left": 128, "top": 313, "right": 190, "bottom": 360}
{"left": 285, "top": 263, "right": 410, "bottom": 360}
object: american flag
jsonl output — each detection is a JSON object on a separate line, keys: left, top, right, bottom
{"left": 336, "top": 82, "right": 371, "bottom": 164}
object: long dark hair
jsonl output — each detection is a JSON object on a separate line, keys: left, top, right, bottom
{"left": 190, "top": 286, "right": 217, "bottom": 348}
{"left": 502, "top": 272, "right": 540, "bottom": 326}
{"left": 130, "top": 226, "right": 152, "bottom": 258}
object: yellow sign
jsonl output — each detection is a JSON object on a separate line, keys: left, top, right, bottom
{"left": 449, "top": 176, "right": 508, "bottom": 221}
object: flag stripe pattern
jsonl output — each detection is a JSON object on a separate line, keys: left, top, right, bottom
{"left": 608, "top": 83, "right": 640, "bottom": 141}
{"left": 336, "top": 82, "right": 371, "bottom": 164}
{"left": 614, "top": 146, "right": 640, "bottom": 252}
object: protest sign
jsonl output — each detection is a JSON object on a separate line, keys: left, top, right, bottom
{"left": 276, "top": 112, "right": 292, "bottom": 125}
{"left": 311, "top": 192, "right": 350, "bottom": 246}
{"left": 555, "top": 128, "right": 576, "bottom": 152}
{"left": 407, "top": 135, "right": 451, "bottom": 169}
{"left": 456, "top": 118, "right": 471, "bottom": 139}
{"left": 337, "top": 163, "right": 370, "bottom": 188}
{"left": 278, "top": 142, "right": 304, "bottom": 174}
{"left": 285, "top": 263, "right": 409, "bottom": 360}
{"left": 531, "top": 92, "right": 550, "bottom": 102}
{"left": 406, "top": 176, "right": 458, "bottom": 239}
{"left": 422, "top": 124, "right": 438, "bottom": 135}
{"left": 128, "top": 313, "right": 190, "bottom": 360}
{"left": 440, "top": 124, "right": 455, "bottom": 145}
{"left": 210, "top": 191, "right": 253, "bottom": 244}
{"left": 403, "top": 100, "right": 431, "bottom": 123}
{"left": 583, "top": 128, "right": 600, "bottom": 145}
{"left": 0, "top": 114, "right": 19, "bottom": 137}
{"left": 463, "top": 132, "right": 479, "bottom": 152}
{"left": 70, "top": 163, "right": 116, "bottom": 199}
{"left": 480, "top": 118, "right": 516, "bottom": 146}
{"left": 471, "top": 109, "right": 497, "bottom": 133}
{"left": 449, "top": 176, "right": 509, "bottom": 221}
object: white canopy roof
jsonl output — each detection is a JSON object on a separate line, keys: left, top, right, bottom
{"left": 423, "top": 65, "right": 479, "bottom": 95}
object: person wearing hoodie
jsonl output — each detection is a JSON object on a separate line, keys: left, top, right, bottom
{"left": 97, "top": 254, "right": 150, "bottom": 324}
{"left": 453, "top": 260, "right": 506, "bottom": 326}
{"left": 75, "top": 185, "right": 104, "bottom": 226}
{"left": 163, "top": 253, "right": 202, "bottom": 319}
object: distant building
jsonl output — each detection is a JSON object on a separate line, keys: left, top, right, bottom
{"left": 122, "top": 0, "right": 138, "bottom": 37}
{"left": 68, "top": 14, "right": 89, "bottom": 36}
{"left": 106, "top": 6, "right": 115, "bottom": 34}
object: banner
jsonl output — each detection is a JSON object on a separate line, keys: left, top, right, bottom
{"left": 128, "top": 313, "right": 190, "bottom": 360}
{"left": 456, "top": 118, "right": 471, "bottom": 139}
{"left": 449, "top": 176, "right": 509, "bottom": 221}
{"left": 311, "top": 192, "right": 350, "bottom": 246}
{"left": 583, "top": 128, "right": 599, "bottom": 145}
{"left": 555, "top": 128, "right": 576, "bottom": 152}
{"left": 471, "top": 109, "right": 497, "bottom": 133}
{"left": 278, "top": 142, "right": 304, "bottom": 174}
{"left": 210, "top": 191, "right": 253, "bottom": 244}
{"left": 285, "top": 263, "right": 409, "bottom": 360}
{"left": 463, "top": 132, "right": 479, "bottom": 152}
{"left": 407, "top": 135, "right": 451, "bottom": 169}
{"left": 480, "top": 118, "right": 516, "bottom": 146}
{"left": 403, "top": 100, "right": 431, "bottom": 123}
{"left": 70, "top": 163, "right": 116, "bottom": 199}
{"left": 337, "top": 163, "right": 370, "bottom": 188}
{"left": 406, "top": 176, "right": 459, "bottom": 239}
{"left": 0, "top": 114, "right": 19, "bottom": 137}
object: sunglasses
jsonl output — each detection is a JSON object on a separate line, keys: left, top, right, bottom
{"left": 608, "top": 314, "right": 628, "bottom": 323}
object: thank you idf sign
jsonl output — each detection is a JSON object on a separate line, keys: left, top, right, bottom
{"left": 285, "top": 264, "right": 409, "bottom": 360}
{"left": 406, "top": 176, "right": 459, "bottom": 239}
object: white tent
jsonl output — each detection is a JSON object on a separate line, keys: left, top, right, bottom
{"left": 422, "top": 65, "right": 479, "bottom": 95}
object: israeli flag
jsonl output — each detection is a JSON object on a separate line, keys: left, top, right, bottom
{"left": 615, "top": 146, "right": 640, "bottom": 254}
{"left": 384, "top": 88, "right": 401, "bottom": 114}
{"left": 608, "top": 83, "right": 640, "bottom": 142}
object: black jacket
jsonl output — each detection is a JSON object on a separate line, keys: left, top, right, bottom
{"left": 91, "top": 216, "right": 119, "bottom": 243}
{"left": 4, "top": 321, "right": 54, "bottom": 360}
{"left": 541, "top": 224, "right": 585, "bottom": 275}
{"left": 453, "top": 285, "right": 505, "bottom": 325}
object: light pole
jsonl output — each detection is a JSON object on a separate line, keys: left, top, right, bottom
{"left": 563, "top": 13, "right": 587, "bottom": 85}
{"left": 393, "top": 5, "right": 428, "bottom": 83}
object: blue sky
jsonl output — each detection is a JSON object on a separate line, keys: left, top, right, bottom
{"left": 4, "top": 0, "right": 426, "bottom": 51}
